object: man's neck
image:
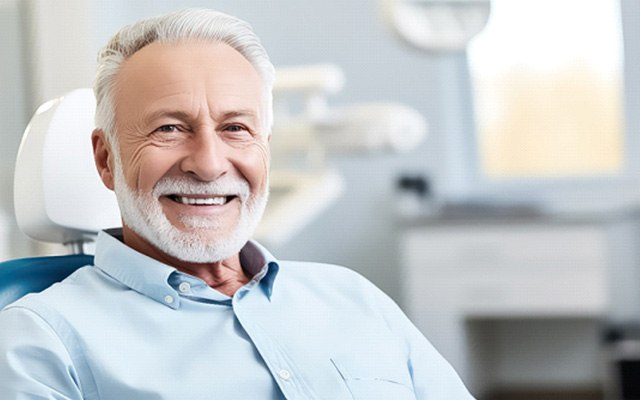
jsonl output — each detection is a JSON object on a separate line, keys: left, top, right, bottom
{"left": 120, "top": 226, "right": 250, "bottom": 297}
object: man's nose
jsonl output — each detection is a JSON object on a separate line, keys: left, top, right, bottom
{"left": 179, "top": 131, "right": 230, "bottom": 181}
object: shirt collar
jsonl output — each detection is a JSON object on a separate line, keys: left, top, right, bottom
{"left": 242, "top": 240, "right": 280, "bottom": 299}
{"left": 93, "top": 229, "right": 280, "bottom": 309}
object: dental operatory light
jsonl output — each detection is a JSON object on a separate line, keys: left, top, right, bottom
{"left": 380, "top": 0, "right": 491, "bottom": 51}
{"left": 271, "top": 64, "right": 427, "bottom": 159}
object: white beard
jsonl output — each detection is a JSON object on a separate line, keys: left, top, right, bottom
{"left": 112, "top": 152, "right": 268, "bottom": 263}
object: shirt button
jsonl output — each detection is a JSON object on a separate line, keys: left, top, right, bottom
{"left": 178, "top": 282, "right": 191, "bottom": 293}
{"left": 164, "top": 295, "right": 174, "bottom": 304}
{"left": 277, "top": 369, "right": 291, "bottom": 380}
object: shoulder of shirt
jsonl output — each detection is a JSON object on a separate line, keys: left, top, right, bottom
{"left": 2, "top": 264, "right": 117, "bottom": 315}
{"left": 276, "top": 259, "right": 366, "bottom": 280}
{"left": 275, "top": 260, "right": 389, "bottom": 299}
{"left": 272, "top": 260, "right": 408, "bottom": 329}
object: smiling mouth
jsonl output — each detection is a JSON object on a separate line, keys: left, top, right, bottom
{"left": 167, "top": 195, "right": 237, "bottom": 206}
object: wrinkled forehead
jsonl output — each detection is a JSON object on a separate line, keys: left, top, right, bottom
{"left": 112, "top": 41, "right": 265, "bottom": 126}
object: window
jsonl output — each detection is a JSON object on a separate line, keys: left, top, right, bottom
{"left": 467, "top": 0, "right": 625, "bottom": 179}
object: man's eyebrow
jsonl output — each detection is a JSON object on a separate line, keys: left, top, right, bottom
{"left": 143, "top": 109, "right": 257, "bottom": 123}
{"left": 143, "top": 109, "right": 193, "bottom": 124}
{"left": 217, "top": 110, "right": 258, "bottom": 120}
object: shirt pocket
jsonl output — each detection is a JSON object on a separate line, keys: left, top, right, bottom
{"left": 330, "top": 357, "right": 417, "bottom": 400}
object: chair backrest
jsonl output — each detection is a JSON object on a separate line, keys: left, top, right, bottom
{"left": 1, "top": 89, "right": 120, "bottom": 308}
{"left": 14, "top": 88, "right": 120, "bottom": 246}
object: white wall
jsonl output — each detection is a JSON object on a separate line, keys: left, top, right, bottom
{"left": 0, "top": 0, "right": 28, "bottom": 207}
{"left": 0, "top": 0, "right": 30, "bottom": 258}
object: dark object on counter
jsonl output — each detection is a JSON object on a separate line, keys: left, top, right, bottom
{"left": 603, "top": 323, "right": 640, "bottom": 400}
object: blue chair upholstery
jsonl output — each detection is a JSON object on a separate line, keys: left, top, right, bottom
{"left": 0, "top": 254, "right": 93, "bottom": 309}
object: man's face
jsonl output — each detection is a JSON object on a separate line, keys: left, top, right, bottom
{"left": 101, "top": 41, "right": 270, "bottom": 263}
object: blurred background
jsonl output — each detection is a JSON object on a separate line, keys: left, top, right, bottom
{"left": 2, "top": 0, "right": 640, "bottom": 399}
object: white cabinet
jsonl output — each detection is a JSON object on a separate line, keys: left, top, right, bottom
{"left": 400, "top": 216, "right": 640, "bottom": 396}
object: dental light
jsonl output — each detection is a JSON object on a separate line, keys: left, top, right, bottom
{"left": 379, "top": 0, "right": 491, "bottom": 51}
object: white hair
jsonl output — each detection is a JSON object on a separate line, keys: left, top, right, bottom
{"left": 94, "top": 8, "right": 275, "bottom": 145}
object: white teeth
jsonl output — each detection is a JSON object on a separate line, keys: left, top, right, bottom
{"left": 176, "top": 196, "right": 227, "bottom": 205}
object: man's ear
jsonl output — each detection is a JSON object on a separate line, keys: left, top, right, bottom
{"left": 92, "top": 129, "right": 115, "bottom": 191}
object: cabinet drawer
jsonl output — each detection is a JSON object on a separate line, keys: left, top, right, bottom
{"left": 401, "top": 223, "right": 610, "bottom": 315}
{"left": 402, "top": 224, "right": 608, "bottom": 278}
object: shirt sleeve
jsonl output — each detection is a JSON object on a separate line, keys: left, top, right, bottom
{"left": 0, "top": 306, "right": 83, "bottom": 399}
{"left": 370, "top": 284, "right": 476, "bottom": 400}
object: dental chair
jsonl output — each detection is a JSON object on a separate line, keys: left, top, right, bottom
{"left": 0, "top": 89, "right": 121, "bottom": 309}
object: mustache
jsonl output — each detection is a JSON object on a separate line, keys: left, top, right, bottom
{"left": 152, "top": 176, "right": 251, "bottom": 201}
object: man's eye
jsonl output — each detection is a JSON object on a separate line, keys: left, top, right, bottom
{"left": 155, "top": 125, "right": 179, "bottom": 133}
{"left": 225, "top": 124, "right": 247, "bottom": 133}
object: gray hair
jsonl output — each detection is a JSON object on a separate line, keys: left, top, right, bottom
{"left": 94, "top": 8, "right": 275, "bottom": 144}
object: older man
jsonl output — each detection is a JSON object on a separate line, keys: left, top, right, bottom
{"left": 0, "top": 9, "right": 473, "bottom": 400}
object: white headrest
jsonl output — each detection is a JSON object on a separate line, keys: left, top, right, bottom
{"left": 14, "top": 89, "right": 121, "bottom": 245}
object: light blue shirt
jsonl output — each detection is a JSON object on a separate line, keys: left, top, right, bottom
{"left": 0, "top": 230, "right": 473, "bottom": 399}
